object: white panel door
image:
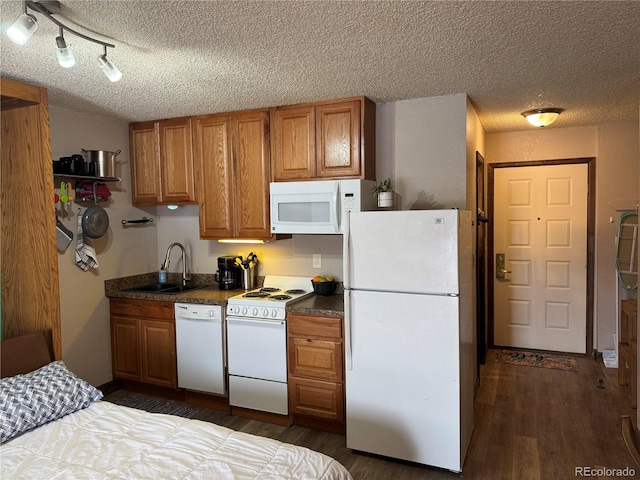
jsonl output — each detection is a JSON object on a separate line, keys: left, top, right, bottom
{"left": 493, "top": 164, "right": 588, "bottom": 353}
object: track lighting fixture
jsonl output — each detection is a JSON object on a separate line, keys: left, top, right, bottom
{"left": 7, "top": 1, "right": 122, "bottom": 82}
{"left": 521, "top": 108, "right": 564, "bottom": 128}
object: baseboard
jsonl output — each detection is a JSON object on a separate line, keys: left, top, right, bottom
{"left": 97, "top": 380, "right": 121, "bottom": 396}
{"left": 293, "top": 414, "right": 345, "bottom": 434}
{"left": 184, "top": 390, "right": 230, "bottom": 413}
{"left": 231, "top": 406, "right": 292, "bottom": 426}
{"left": 622, "top": 415, "right": 640, "bottom": 467}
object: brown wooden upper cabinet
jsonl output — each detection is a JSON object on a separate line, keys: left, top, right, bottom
{"left": 194, "top": 110, "right": 273, "bottom": 240}
{"left": 129, "top": 117, "right": 196, "bottom": 205}
{"left": 271, "top": 97, "right": 376, "bottom": 181}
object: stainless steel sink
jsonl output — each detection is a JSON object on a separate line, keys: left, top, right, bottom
{"left": 124, "top": 283, "right": 207, "bottom": 294}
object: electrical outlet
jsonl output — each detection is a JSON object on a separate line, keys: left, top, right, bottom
{"left": 313, "top": 254, "right": 322, "bottom": 269}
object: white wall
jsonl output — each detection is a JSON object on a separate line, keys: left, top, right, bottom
{"left": 377, "top": 94, "right": 469, "bottom": 210}
{"left": 466, "top": 97, "right": 485, "bottom": 209}
{"left": 50, "top": 106, "right": 158, "bottom": 386}
{"left": 486, "top": 121, "right": 639, "bottom": 352}
{"left": 596, "top": 122, "right": 639, "bottom": 349}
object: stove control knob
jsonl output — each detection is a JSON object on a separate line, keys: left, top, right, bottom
{"left": 262, "top": 308, "right": 269, "bottom": 317}
{"left": 271, "top": 309, "right": 278, "bottom": 318}
{"left": 252, "top": 307, "right": 258, "bottom": 316}
{"left": 241, "top": 306, "right": 248, "bottom": 315}
{"left": 208, "top": 310, "right": 215, "bottom": 318}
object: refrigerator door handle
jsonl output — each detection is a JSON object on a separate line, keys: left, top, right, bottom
{"left": 333, "top": 181, "right": 340, "bottom": 234}
{"left": 343, "top": 210, "right": 351, "bottom": 289}
{"left": 344, "top": 289, "right": 353, "bottom": 370}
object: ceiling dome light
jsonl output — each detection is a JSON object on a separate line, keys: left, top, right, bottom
{"left": 7, "top": 13, "right": 38, "bottom": 45}
{"left": 521, "top": 108, "right": 564, "bottom": 128}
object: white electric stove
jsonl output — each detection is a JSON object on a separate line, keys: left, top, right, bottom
{"left": 226, "top": 276, "right": 313, "bottom": 417}
{"left": 226, "top": 275, "right": 314, "bottom": 320}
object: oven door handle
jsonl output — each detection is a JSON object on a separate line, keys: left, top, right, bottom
{"left": 227, "top": 317, "right": 285, "bottom": 327}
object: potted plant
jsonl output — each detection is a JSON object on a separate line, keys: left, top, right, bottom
{"left": 372, "top": 178, "right": 394, "bottom": 208}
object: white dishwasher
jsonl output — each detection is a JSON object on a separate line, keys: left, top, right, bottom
{"left": 175, "top": 303, "right": 226, "bottom": 395}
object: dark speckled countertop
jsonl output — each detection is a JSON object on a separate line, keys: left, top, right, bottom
{"left": 287, "top": 294, "right": 343, "bottom": 317}
{"left": 105, "top": 273, "right": 343, "bottom": 316}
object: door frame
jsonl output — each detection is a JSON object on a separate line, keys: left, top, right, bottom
{"left": 476, "top": 152, "right": 488, "bottom": 365}
{"left": 487, "top": 157, "right": 596, "bottom": 357}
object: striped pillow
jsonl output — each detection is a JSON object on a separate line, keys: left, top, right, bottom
{"left": 0, "top": 360, "right": 103, "bottom": 443}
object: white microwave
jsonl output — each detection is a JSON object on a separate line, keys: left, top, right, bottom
{"left": 270, "top": 179, "right": 378, "bottom": 234}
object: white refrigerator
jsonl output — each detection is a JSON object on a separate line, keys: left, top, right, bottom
{"left": 343, "top": 209, "right": 475, "bottom": 472}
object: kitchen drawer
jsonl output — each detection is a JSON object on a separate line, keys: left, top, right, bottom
{"left": 289, "top": 376, "right": 344, "bottom": 421}
{"left": 288, "top": 313, "right": 342, "bottom": 340}
{"left": 289, "top": 337, "right": 343, "bottom": 381}
{"left": 110, "top": 298, "right": 174, "bottom": 320}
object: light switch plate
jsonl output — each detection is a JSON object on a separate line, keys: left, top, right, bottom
{"left": 313, "top": 254, "right": 321, "bottom": 269}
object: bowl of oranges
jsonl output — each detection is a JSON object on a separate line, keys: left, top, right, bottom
{"left": 311, "top": 275, "right": 336, "bottom": 296}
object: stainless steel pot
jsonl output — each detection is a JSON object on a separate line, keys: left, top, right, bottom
{"left": 82, "top": 149, "right": 121, "bottom": 178}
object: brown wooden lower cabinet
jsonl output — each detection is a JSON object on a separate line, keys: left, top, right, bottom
{"left": 289, "top": 376, "right": 344, "bottom": 421}
{"left": 287, "top": 313, "right": 345, "bottom": 432}
{"left": 110, "top": 298, "right": 177, "bottom": 389}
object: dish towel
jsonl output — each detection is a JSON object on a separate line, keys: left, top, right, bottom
{"left": 75, "top": 210, "right": 99, "bottom": 271}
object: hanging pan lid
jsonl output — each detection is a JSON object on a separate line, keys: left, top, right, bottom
{"left": 82, "top": 205, "right": 109, "bottom": 238}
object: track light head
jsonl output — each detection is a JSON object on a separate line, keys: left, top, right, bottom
{"left": 7, "top": 13, "right": 38, "bottom": 45}
{"left": 55, "top": 31, "right": 75, "bottom": 68}
{"left": 98, "top": 53, "right": 122, "bottom": 82}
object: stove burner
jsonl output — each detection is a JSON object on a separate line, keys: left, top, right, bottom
{"left": 243, "top": 292, "right": 270, "bottom": 298}
{"left": 269, "top": 294, "right": 292, "bottom": 301}
{"left": 285, "top": 289, "right": 307, "bottom": 295}
{"left": 260, "top": 287, "right": 281, "bottom": 293}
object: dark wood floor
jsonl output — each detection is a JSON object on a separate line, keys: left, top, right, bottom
{"left": 104, "top": 350, "right": 639, "bottom": 479}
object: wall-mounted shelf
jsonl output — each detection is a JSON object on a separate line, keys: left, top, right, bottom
{"left": 54, "top": 174, "right": 121, "bottom": 183}
{"left": 54, "top": 175, "right": 119, "bottom": 205}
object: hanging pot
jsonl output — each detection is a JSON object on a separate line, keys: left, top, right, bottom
{"left": 82, "top": 205, "right": 110, "bottom": 238}
{"left": 81, "top": 149, "right": 122, "bottom": 178}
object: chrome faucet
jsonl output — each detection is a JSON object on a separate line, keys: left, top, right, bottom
{"left": 161, "top": 242, "right": 190, "bottom": 285}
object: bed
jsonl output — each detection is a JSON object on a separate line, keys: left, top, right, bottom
{"left": 0, "top": 333, "right": 352, "bottom": 479}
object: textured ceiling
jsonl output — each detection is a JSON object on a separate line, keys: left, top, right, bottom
{"left": 1, "top": 0, "right": 638, "bottom": 133}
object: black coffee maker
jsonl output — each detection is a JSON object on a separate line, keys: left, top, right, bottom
{"left": 215, "top": 255, "right": 242, "bottom": 290}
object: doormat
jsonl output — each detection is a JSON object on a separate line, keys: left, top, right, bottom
{"left": 494, "top": 350, "right": 579, "bottom": 372}
{"left": 108, "top": 394, "right": 200, "bottom": 419}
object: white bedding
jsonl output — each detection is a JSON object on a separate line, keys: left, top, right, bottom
{"left": 1, "top": 400, "right": 353, "bottom": 480}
